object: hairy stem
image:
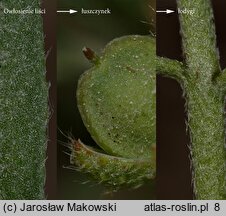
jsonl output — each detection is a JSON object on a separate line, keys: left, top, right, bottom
{"left": 156, "top": 57, "right": 186, "bottom": 83}
{"left": 177, "top": 0, "right": 226, "bottom": 199}
{"left": 178, "top": 0, "right": 221, "bottom": 80}
{"left": 186, "top": 83, "right": 225, "bottom": 199}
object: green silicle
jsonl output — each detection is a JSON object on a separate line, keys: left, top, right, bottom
{"left": 70, "top": 36, "right": 156, "bottom": 190}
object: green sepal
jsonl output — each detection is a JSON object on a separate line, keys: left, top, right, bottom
{"left": 71, "top": 140, "right": 155, "bottom": 191}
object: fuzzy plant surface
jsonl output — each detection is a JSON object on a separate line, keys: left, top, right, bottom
{"left": 157, "top": 0, "right": 226, "bottom": 199}
{"left": 71, "top": 35, "right": 156, "bottom": 190}
{"left": 0, "top": 1, "right": 48, "bottom": 199}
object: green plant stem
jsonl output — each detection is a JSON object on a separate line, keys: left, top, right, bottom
{"left": 156, "top": 57, "right": 186, "bottom": 83}
{"left": 177, "top": 0, "right": 226, "bottom": 199}
{"left": 186, "top": 82, "right": 225, "bottom": 199}
{"left": 178, "top": 0, "right": 221, "bottom": 80}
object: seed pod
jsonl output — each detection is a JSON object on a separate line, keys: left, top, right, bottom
{"left": 71, "top": 35, "right": 156, "bottom": 189}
